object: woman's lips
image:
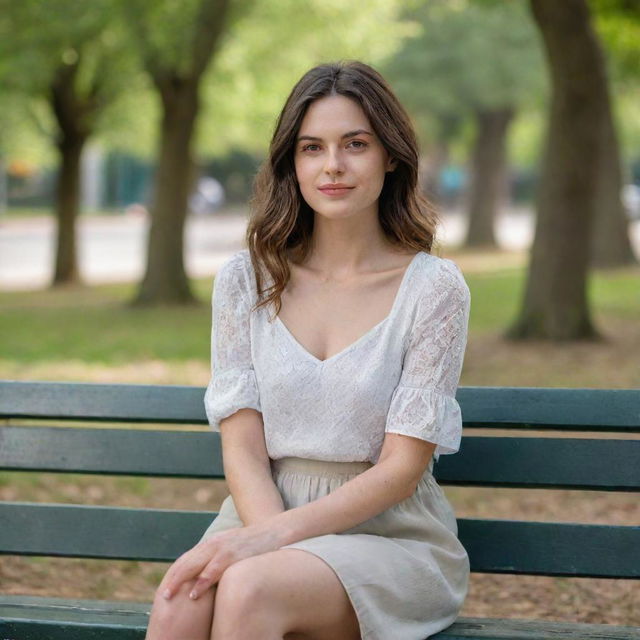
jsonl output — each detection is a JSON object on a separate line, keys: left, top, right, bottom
{"left": 318, "top": 186, "right": 354, "bottom": 196}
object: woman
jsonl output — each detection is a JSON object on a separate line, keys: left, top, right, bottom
{"left": 146, "top": 60, "right": 471, "bottom": 640}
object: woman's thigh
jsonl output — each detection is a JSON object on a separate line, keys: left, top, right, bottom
{"left": 214, "top": 548, "right": 361, "bottom": 640}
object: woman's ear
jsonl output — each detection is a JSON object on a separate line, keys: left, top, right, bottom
{"left": 386, "top": 157, "right": 398, "bottom": 173}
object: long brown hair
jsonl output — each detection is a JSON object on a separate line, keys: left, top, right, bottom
{"left": 245, "top": 59, "right": 439, "bottom": 319}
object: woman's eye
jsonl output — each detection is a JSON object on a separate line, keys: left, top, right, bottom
{"left": 300, "top": 141, "right": 367, "bottom": 153}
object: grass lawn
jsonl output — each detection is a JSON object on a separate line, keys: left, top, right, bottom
{"left": 1, "top": 249, "right": 639, "bottom": 625}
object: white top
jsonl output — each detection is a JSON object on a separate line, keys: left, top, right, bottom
{"left": 204, "top": 248, "right": 470, "bottom": 465}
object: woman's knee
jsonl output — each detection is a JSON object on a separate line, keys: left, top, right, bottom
{"left": 146, "top": 579, "right": 217, "bottom": 640}
{"left": 214, "top": 559, "right": 272, "bottom": 614}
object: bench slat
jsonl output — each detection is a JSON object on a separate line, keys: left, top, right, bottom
{"left": 0, "top": 427, "right": 224, "bottom": 479}
{"left": 2, "top": 596, "right": 639, "bottom": 640}
{"left": 0, "top": 381, "right": 206, "bottom": 424}
{"left": 0, "top": 503, "right": 212, "bottom": 562}
{"left": 1, "top": 503, "right": 638, "bottom": 578}
{"left": 2, "top": 427, "right": 638, "bottom": 490}
{"left": 436, "top": 436, "right": 640, "bottom": 490}
{"left": 456, "top": 386, "right": 640, "bottom": 431}
{"left": 2, "top": 382, "right": 640, "bottom": 431}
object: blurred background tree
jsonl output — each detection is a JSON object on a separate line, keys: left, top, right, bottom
{"left": 589, "top": 0, "right": 640, "bottom": 267}
{"left": 0, "top": 0, "right": 638, "bottom": 340}
{"left": 383, "top": 0, "right": 544, "bottom": 249}
{"left": 0, "top": 0, "right": 144, "bottom": 287}
{"left": 508, "top": 0, "right": 614, "bottom": 340}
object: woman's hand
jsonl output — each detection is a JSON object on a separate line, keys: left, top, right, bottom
{"left": 160, "top": 523, "right": 283, "bottom": 601}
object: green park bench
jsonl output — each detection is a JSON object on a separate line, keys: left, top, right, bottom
{"left": 0, "top": 380, "right": 639, "bottom": 639}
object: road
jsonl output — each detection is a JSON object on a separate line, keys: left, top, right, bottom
{"left": 1, "top": 208, "right": 638, "bottom": 291}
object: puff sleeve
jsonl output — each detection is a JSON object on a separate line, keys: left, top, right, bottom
{"left": 203, "top": 253, "right": 261, "bottom": 431}
{"left": 384, "top": 259, "right": 470, "bottom": 461}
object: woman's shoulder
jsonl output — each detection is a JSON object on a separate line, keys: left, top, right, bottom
{"left": 415, "top": 251, "right": 467, "bottom": 285}
{"left": 413, "top": 251, "right": 470, "bottom": 306}
{"left": 214, "top": 249, "right": 255, "bottom": 293}
{"left": 219, "top": 248, "right": 251, "bottom": 273}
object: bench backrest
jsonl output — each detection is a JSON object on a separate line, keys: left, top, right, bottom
{"left": 1, "top": 381, "right": 639, "bottom": 579}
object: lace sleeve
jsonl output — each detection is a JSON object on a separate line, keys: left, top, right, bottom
{"left": 384, "top": 259, "right": 470, "bottom": 460}
{"left": 204, "top": 253, "right": 261, "bottom": 431}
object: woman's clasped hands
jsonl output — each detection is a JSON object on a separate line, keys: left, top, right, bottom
{"left": 160, "top": 523, "right": 283, "bottom": 601}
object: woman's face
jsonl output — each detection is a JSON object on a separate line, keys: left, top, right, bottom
{"left": 293, "top": 94, "right": 396, "bottom": 222}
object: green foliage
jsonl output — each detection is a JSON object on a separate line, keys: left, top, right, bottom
{"left": 0, "top": 0, "right": 153, "bottom": 163}
{"left": 591, "top": 0, "right": 640, "bottom": 83}
{"left": 381, "top": 0, "right": 545, "bottom": 145}
{"left": 196, "top": 0, "right": 414, "bottom": 156}
{"left": 0, "top": 0, "right": 416, "bottom": 163}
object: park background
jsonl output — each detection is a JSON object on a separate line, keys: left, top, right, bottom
{"left": 0, "top": 0, "right": 638, "bottom": 627}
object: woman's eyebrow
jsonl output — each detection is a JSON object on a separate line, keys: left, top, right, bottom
{"left": 297, "top": 129, "right": 374, "bottom": 142}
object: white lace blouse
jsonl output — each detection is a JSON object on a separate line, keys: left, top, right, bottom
{"left": 204, "top": 248, "right": 470, "bottom": 464}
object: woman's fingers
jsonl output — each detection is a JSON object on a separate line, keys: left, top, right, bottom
{"left": 161, "top": 544, "right": 214, "bottom": 599}
{"left": 188, "top": 559, "right": 225, "bottom": 600}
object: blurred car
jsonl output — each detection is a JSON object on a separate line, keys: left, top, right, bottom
{"left": 622, "top": 184, "right": 640, "bottom": 222}
{"left": 189, "top": 176, "right": 225, "bottom": 215}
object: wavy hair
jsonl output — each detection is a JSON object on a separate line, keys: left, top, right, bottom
{"left": 245, "top": 59, "right": 439, "bottom": 319}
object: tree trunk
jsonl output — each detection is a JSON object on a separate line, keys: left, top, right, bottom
{"left": 50, "top": 60, "right": 94, "bottom": 287}
{"left": 465, "top": 107, "right": 514, "bottom": 249}
{"left": 129, "top": 0, "right": 231, "bottom": 306}
{"left": 591, "top": 110, "right": 637, "bottom": 267}
{"left": 52, "top": 132, "right": 86, "bottom": 285}
{"left": 131, "top": 80, "right": 200, "bottom": 306}
{"left": 508, "top": 0, "right": 608, "bottom": 341}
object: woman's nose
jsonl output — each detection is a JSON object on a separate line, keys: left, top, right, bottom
{"left": 323, "top": 148, "right": 344, "bottom": 174}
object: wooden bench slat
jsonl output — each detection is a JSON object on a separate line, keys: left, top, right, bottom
{"left": 2, "top": 382, "right": 640, "bottom": 431}
{"left": 434, "top": 616, "right": 640, "bottom": 639}
{"left": 0, "top": 503, "right": 213, "bottom": 562}
{"left": 0, "top": 381, "right": 207, "bottom": 424}
{"left": 0, "top": 427, "right": 224, "bottom": 479}
{"left": 2, "top": 427, "right": 638, "bottom": 490}
{"left": 436, "top": 436, "right": 640, "bottom": 491}
{"left": 2, "top": 596, "right": 639, "bottom": 640}
{"left": 457, "top": 386, "right": 640, "bottom": 432}
{"left": 458, "top": 519, "right": 640, "bottom": 579}
{"left": 1, "top": 503, "right": 638, "bottom": 578}
{"left": 0, "top": 595, "right": 149, "bottom": 640}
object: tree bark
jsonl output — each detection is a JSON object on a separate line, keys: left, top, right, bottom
{"left": 464, "top": 106, "right": 514, "bottom": 249}
{"left": 591, "top": 109, "right": 637, "bottom": 267}
{"left": 132, "top": 80, "right": 200, "bottom": 305}
{"left": 50, "top": 58, "right": 94, "bottom": 287}
{"left": 508, "top": 0, "right": 608, "bottom": 340}
{"left": 52, "top": 131, "right": 86, "bottom": 285}
{"left": 130, "top": 0, "right": 231, "bottom": 306}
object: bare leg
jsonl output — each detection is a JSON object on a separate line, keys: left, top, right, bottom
{"left": 146, "top": 578, "right": 217, "bottom": 640}
{"left": 210, "top": 549, "right": 360, "bottom": 640}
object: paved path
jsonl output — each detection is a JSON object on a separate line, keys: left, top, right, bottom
{"left": 1, "top": 208, "right": 638, "bottom": 291}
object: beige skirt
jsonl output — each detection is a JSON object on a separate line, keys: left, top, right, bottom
{"left": 199, "top": 456, "right": 470, "bottom": 640}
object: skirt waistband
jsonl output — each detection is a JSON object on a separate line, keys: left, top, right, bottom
{"left": 271, "top": 456, "right": 374, "bottom": 476}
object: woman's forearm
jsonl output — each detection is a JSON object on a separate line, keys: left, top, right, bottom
{"left": 224, "top": 449, "right": 285, "bottom": 526}
{"left": 262, "top": 460, "right": 414, "bottom": 546}
{"left": 219, "top": 408, "right": 285, "bottom": 526}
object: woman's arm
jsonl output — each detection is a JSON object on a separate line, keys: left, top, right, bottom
{"left": 262, "top": 434, "right": 436, "bottom": 546}
{"left": 220, "top": 408, "right": 285, "bottom": 526}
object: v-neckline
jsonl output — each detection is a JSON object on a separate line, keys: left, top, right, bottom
{"left": 274, "top": 252, "right": 422, "bottom": 365}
